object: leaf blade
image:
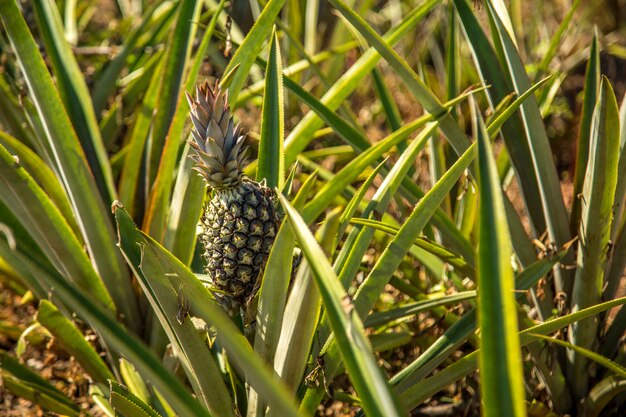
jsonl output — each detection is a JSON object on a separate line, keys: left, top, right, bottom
{"left": 0, "top": 0, "right": 140, "bottom": 329}
{"left": 280, "top": 194, "right": 404, "bottom": 417}
{"left": 568, "top": 77, "right": 621, "bottom": 398}
{"left": 476, "top": 112, "right": 526, "bottom": 417}
{"left": 257, "top": 28, "right": 285, "bottom": 189}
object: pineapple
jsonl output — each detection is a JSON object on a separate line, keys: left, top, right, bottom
{"left": 186, "top": 80, "right": 279, "bottom": 316}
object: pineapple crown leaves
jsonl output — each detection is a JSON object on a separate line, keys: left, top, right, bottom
{"left": 186, "top": 80, "right": 248, "bottom": 190}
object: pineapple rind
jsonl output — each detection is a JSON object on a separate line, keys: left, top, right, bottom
{"left": 202, "top": 179, "right": 278, "bottom": 315}
{"left": 188, "top": 80, "right": 280, "bottom": 316}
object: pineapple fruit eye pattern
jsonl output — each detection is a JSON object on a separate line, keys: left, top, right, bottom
{"left": 186, "top": 81, "right": 279, "bottom": 316}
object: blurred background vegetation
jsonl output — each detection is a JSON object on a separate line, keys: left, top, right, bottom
{"left": 1, "top": 0, "right": 626, "bottom": 416}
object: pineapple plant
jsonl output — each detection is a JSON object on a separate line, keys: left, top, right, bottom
{"left": 186, "top": 80, "right": 280, "bottom": 316}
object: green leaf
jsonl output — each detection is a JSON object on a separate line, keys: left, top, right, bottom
{"left": 117, "top": 60, "right": 164, "bottom": 215}
{"left": 333, "top": 124, "right": 436, "bottom": 290}
{"left": 301, "top": 133, "right": 475, "bottom": 414}
{"left": 399, "top": 296, "right": 626, "bottom": 410}
{"left": 445, "top": 2, "right": 459, "bottom": 102}
{"left": 612, "top": 92, "right": 626, "bottom": 241}
{"left": 570, "top": 30, "right": 600, "bottom": 235}
{"left": 486, "top": 74, "right": 556, "bottom": 138}
{"left": 36, "top": 300, "right": 115, "bottom": 384}
{"left": 353, "top": 142, "right": 476, "bottom": 317}
{"left": 0, "top": 228, "right": 211, "bottom": 417}
{"left": 162, "top": 144, "right": 205, "bottom": 265}
{"left": 476, "top": 110, "right": 526, "bottom": 417}
{"left": 2, "top": 375, "right": 81, "bottom": 416}
{"left": 116, "top": 207, "right": 302, "bottom": 417}
{"left": 281, "top": 86, "right": 481, "bottom": 236}
{"left": 222, "top": 0, "right": 287, "bottom": 101}
{"left": 603, "top": 96, "right": 626, "bottom": 315}
{"left": 529, "top": 333, "right": 626, "bottom": 378}
{"left": 143, "top": 0, "right": 202, "bottom": 238}
{"left": 284, "top": 0, "right": 440, "bottom": 165}
{"left": 337, "top": 159, "right": 387, "bottom": 240}
{"left": 0, "top": 145, "right": 115, "bottom": 311}
{"left": 110, "top": 380, "right": 164, "bottom": 417}
{"left": 328, "top": 0, "right": 441, "bottom": 115}
{"left": 584, "top": 375, "right": 626, "bottom": 417}
{"left": 116, "top": 208, "right": 234, "bottom": 417}
{"left": 275, "top": 71, "right": 370, "bottom": 159}
{"left": 280, "top": 194, "right": 404, "bottom": 417}
{"left": 0, "top": 223, "right": 56, "bottom": 300}
{"left": 328, "top": 0, "right": 473, "bottom": 160}
{"left": 162, "top": 0, "right": 227, "bottom": 262}
{"left": 535, "top": 0, "right": 583, "bottom": 78}
{"left": 364, "top": 291, "right": 477, "bottom": 328}
{"left": 304, "top": 0, "right": 320, "bottom": 55}
{"left": 301, "top": 121, "right": 436, "bottom": 222}
{"left": 489, "top": 0, "right": 518, "bottom": 47}
{"left": 485, "top": 0, "right": 574, "bottom": 294}
{"left": 372, "top": 69, "right": 403, "bottom": 132}
{"left": 146, "top": 0, "right": 201, "bottom": 183}
{"left": 274, "top": 208, "right": 339, "bottom": 393}
{"left": 568, "top": 77, "right": 621, "bottom": 398}
{"left": 391, "top": 252, "right": 562, "bottom": 393}
{"left": 349, "top": 218, "right": 475, "bottom": 278}
{"left": 0, "top": 351, "right": 80, "bottom": 415}
{"left": 0, "top": 131, "right": 78, "bottom": 235}
{"left": 370, "top": 330, "right": 413, "bottom": 353}
{"left": 246, "top": 172, "right": 318, "bottom": 416}
{"left": 119, "top": 358, "right": 151, "bottom": 404}
{"left": 91, "top": 2, "right": 166, "bottom": 115}
{"left": 453, "top": 0, "right": 546, "bottom": 234}
{"left": 257, "top": 28, "right": 285, "bottom": 189}
{"left": 0, "top": 77, "right": 37, "bottom": 147}
{"left": 32, "top": 0, "right": 116, "bottom": 202}
{"left": 233, "top": 41, "right": 358, "bottom": 108}
{"left": 252, "top": 172, "right": 316, "bottom": 364}
{"left": 601, "top": 94, "right": 626, "bottom": 322}
{"left": 0, "top": 0, "right": 140, "bottom": 329}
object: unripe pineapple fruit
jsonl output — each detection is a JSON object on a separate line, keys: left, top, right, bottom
{"left": 186, "top": 80, "right": 279, "bottom": 316}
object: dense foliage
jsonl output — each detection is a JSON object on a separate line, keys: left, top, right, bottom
{"left": 0, "top": 0, "right": 625, "bottom": 416}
